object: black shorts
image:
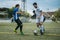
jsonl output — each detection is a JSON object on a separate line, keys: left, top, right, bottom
{"left": 43, "top": 16, "right": 46, "bottom": 22}
{"left": 15, "top": 18, "right": 22, "bottom": 25}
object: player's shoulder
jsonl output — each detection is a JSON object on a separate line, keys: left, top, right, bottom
{"left": 14, "top": 8, "right": 19, "bottom": 12}
{"left": 33, "top": 7, "right": 41, "bottom": 11}
{"left": 37, "top": 8, "right": 41, "bottom": 11}
{"left": 14, "top": 8, "right": 18, "bottom": 10}
{"left": 37, "top": 7, "right": 40, "bottom": 9}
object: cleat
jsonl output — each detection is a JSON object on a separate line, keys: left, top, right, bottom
{"left": 40, "top": 30, "right": 44, "bottom": 35}
{"left": 14, "top": 30, "right": 17, "bottom": 33}
{"left": 20, "top": 31, "right": 24, "bottom": 35}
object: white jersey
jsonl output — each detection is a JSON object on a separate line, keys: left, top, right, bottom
{"left": 34, "top": 8, "right": 44, "bottom": 23}
{"left": 34, "top": 8, "right": 41, "bottom": 18}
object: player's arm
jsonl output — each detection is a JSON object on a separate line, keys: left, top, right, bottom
{"left": 40, "top": 10, "right": 43, "bottom": 16}
{"left": 16, "top": 11, "right": 23, "bottom": 14}
{"left": 45, "top": 12, "right": 50, "bottom": 17}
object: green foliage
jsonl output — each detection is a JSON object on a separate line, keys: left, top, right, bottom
{"left": 8, "top": 7, "right": 15, "bottom": 18}
{"left": 8, "top": 7, "right": 30, "bottom": 18}
{"left": 21, "top": 11, "right": 30, "bottom": 18}
{"left": 54, "top": 9, "right": 60, "bottom": 18}
{"left": 24, "top": 11, "right": 30, "bottom": 17}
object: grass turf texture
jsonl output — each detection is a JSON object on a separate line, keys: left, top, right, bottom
{"left": 0, "top": 22, "right": 60, "bottom": 40}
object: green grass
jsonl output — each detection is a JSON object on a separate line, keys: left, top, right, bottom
{"left": 0, "top": 22, "right": 60, "bottom": 40}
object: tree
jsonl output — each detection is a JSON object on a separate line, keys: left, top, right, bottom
{"left": 54, "top": 9, "right": 60, "bottom": 18}
{"left": 53, "top": 8, "right": 60, "bottom": 21}
{"left": 8, "top": 7, "right": 15, "bottom": 18}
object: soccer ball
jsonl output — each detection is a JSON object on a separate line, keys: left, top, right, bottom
{"left": 33, "top": 30, "right": 38, "bottom": 36}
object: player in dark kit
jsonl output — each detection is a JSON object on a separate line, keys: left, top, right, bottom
{"left": 13, "top": 4, "right": 24, "bottom": 35}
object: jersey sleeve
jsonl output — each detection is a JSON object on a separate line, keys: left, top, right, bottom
{"left": 14, "top": 8, "right": 19, "bottom": 13}
{"left": 37, "top": 8, "right": 42, "bottom": 12}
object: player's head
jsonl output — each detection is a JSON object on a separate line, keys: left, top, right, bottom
{"left": 33, "top": 2, "right": 37, "bottom": 8}
{"left": 15, "top": 4, "right": 20, "bottom": 8}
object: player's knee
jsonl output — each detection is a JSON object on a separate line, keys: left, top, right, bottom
{"left": 37, "top": 24, "right": 39, "bottom": 27}
{"left": 20, "top": 24, "right": 23, "bottom": 27}
{"left": 36, "top": 23, "right": 39, "bottom": 26}
{"left": 40, "top": 22, "right": 43, "bottom": 25}
{"left": 37, "top": 23, "right": 39, "bottom": 25}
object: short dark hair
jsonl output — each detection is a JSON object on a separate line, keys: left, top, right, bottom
{"left": 33, "top": 2, "right": 37, "bottom": 5}
{"left": 15, "top": 4, "right": 19, "bottom": 7}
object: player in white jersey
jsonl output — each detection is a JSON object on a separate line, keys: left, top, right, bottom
{"left": 33, "top": 2, "right": 45, "bottom": 35}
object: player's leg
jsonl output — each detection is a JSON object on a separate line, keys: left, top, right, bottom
{"left": 43, "top": 16, "right": 46, "bottom": 31}
{"left": 18, "top": 19, "right": 24, "bottom": 35}
{"left": 40, "top": 16, "right": 45, "bottom": 35}
{"left": 36, "top": 23, "right": 40, "bottom": 28}
{"left": 14, "top": 19, "right": 20, "bottom": 33}
{"left": 40, "top": 22, "right": 45, "bottom": 35}
{"left": 33, "top": 18, "right": 40, "bottom": 35}
{"left": 36, "top": 18, "right": 40, "bottom": 28}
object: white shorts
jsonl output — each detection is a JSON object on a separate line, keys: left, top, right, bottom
{"left": 36, "top": 16, "right": 44, "bottom": 23}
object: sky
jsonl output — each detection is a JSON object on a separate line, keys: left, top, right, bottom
{"left": 0, "top": 0, "right": 60, "bottom": 15}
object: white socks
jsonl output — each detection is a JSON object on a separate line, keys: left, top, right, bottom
{"left": 40, "top": 25, "right": 44, "bottom": 32}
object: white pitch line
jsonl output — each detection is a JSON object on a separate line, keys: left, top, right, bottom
{"left": 0, "top": 32, "right": 15, "bottom": 34}
{"left": 0, "top": 32, "right": 60, "bottom": 36}
{"left": 45, "top": 34, "right": 60, "bottom": 36}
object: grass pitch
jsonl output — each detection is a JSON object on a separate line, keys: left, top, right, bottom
{"left": 0, "top": 22, "right": 60, "bottom": 40}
